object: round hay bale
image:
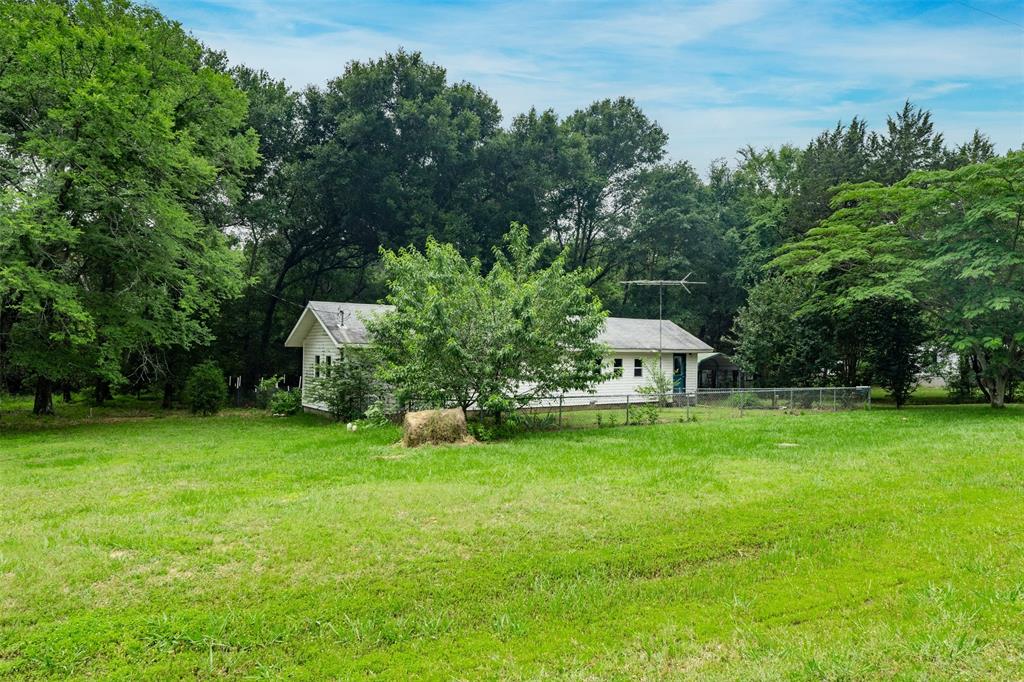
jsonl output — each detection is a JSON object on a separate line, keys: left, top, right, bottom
{"left": 402, "top": 407, "right": 469, "bottom": 447}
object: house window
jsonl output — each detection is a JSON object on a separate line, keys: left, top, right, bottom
{"left": 613, "top": 358, "right": 623, "bottom": 377}
{"left": 634, "top": 358, "right": 643, "bottom": 377}
{"left": 325, "top": 355, "right": 332, "bottom": 376}
{"left": 314, "top": 354, "right": 321, "bottom": 378}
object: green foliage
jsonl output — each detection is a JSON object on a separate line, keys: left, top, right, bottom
{"left": 367, "top": 224, "right": 607, "bottom": 419}
{"left": 306, "top": 349, "right": 380, "bottom": 422}
{"left": 555, "top": 97, "right": 667, "bottom": 273}
{"left": 254, "top": 376, "right": 283, "bottom": 409}
{"left": 222, "top": 50, "right": 504, "bottom": 381}
{"left": 861, "top": 300, "right": 928, "bottom": 408}
{"left": 637, "top": 364, "right": 674, "bottom": 402}
{"left": 732, "top": 277, "right": 834, "bottom": 386}
{"left": 0, "top": 0, "right": 257, "bottom": 413}
{"left": 776, "top": 152, "right": 1024, "bottom": 407}
{"left": 466, "top": 422, "right": 498, "bottom": 442}
{"left": 268, "top": 388, "right": 301, "bottom": 416}
{"left": 629, "top": 401, "right": 660, "bottom": 425}
{"left": 184, "top": 361, "right": 226, "bottom": 415}
{"left": 360, "top": 401, "right": 393, "bottom": 427}
{"left": 612, "top": 162, "right": 744, "bottom": 345}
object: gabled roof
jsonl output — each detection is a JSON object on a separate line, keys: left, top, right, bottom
{"left": 602, "top": 316, "right": 713, "bottom": 352}
{"left": 285, "top": 301, "right": 713, "bottom": 352}
{"left": 283, "top": 301, "right": 391, "bottom": 347}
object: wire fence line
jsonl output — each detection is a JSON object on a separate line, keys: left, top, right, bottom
{"left": 292, "top": 383, "right": 871, "bottom": 427}
{"left": 517, "top": 386, "right": 872, "bottom": 429}
{"left": 690, "top": 386, "right": 872, "bottom": 412}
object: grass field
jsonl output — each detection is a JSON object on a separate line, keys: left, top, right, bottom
{"left": 2, "top": 401, "right": 1023, "bottom": 679}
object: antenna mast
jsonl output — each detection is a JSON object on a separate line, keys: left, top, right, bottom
{"left": 619, "top": 273, "right": 707, "bottom": 369}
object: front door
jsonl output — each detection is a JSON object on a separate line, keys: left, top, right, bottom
{"left": 672, "top": 354, "right": 685, "bottom": 393}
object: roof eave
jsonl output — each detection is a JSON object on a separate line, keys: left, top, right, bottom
{"left": 283, "top": 305, "right": 343, "bottom": 348}
{"left": 606, "top": 346, "right": 714, "bottom": 353}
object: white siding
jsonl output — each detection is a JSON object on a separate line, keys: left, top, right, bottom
{"left": 301, "top": 325, "right": 337, "bottom": 411}
{"left": 592, "top": 352, "right": 671, "bottom": 398}
{"left": 297, "top": 324, "right": 700, "bottom": 413}
{"left": 545, "top": 351, "right": 699, "bottom": 408}
{"left": 686, "top": 352, "right": 698, "bottom": 395}
{"left": 593, "top": 352, "right": 699, "bottom": 396}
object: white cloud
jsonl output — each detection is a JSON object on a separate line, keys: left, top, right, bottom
{"left": 162, "top": 0, "right": 1024, "bottom": 171}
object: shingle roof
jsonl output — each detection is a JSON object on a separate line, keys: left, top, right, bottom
{"left": 601, "top": 316, "right": 713, "bottom": 352}
{"left": 308, "top": 301, "right": 391, "bottom": 346}
{"left": 296, "top": 301, "right": 713, "bottom": 352}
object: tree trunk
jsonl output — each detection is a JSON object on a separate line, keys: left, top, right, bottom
{"left": 162, "top": 381, "right": 174, "bottom": 409}
{"left": 970, "top": 352, "right": 992, "bottom": 403}
{"left": 61, "top": 383, "right": 73, "bottom": 403}
{"left": 93, "top": 378, "right": 111, "bottom": 406}
{"left": 991, "top": 373, "right": 1007, "bottom": 409}
{"left": 33, "top": 377, "right": 54, "bottom": 415}
{"left": 974, "top": 346, "right": 1011, "bottom": 408}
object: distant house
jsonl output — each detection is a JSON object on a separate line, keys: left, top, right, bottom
{"left": 285, "top": 301, "right": 713, "bottom": 413}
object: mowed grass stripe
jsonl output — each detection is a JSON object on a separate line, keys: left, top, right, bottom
{"left": 1, "top": 405, "right": 1022, "bottom": 678}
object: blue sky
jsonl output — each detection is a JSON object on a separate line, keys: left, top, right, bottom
{"left": 153, "top": 0, "right": 1023, "bottom": 171}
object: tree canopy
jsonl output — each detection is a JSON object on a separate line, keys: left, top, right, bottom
{"left": 0, "top": 0, "right": 257, "bottom": 413}
{"left": 367, "top": 224, "right": 607, "bottom": 417}
{"left": 1, "top": 0, "right": 1017, "bottom": 413}
{"left": 775, "top": 152, "right": 1024, "bottom": 407}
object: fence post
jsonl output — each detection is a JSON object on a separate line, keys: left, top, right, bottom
{"left": 739, "top": 389, "right": 744, "bottom": 417}
{"left": 790, "top": 387, "right": 794, "bottom": 411}
{"left": 625, "top": 394, "right": 630, "bottom": 425}
{"left": 819, "top": 387, "right": 823, "bottom": 411}
{"left": 867, "top": 387, "right": 871, "bottom": 410}
{"left": 833, "top": 387, "right": 837, "bottom": 412}
{"left": 558, "top": 395, "right": 563, "bottom": 428}
{"left": 686, "top": 392, "right": 690, "bottom": 421}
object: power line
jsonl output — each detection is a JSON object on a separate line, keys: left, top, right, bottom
{"left": 953, "top": 0, "right": 1024, "bottom": 30}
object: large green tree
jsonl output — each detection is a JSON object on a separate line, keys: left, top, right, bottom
{"left": 731, "top": 276, "right": 837, "bottom": 386}
{"left": 224, "top": 51, "right": 503, "bottom": 384}
{"left": 777, "top": 152, "right": 1024, "bottom": 407}
{"left": 730, "top": 104, "right": 998, "bottom": 392}
{"left": 0, "top": 0, "right": 257, "bottom": 413}
{"left": 367, "top": 224, "right": 607, "bottom": 418}
{"left": 613, "top": 161, "right": 744, "bottom": 346}
{"left": 551, "top": 97, "right": 667, "bottom": 280}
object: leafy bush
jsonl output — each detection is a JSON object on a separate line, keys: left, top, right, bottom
{"left": 255, "top": 376, "right": 283, "bottom": 409}
{"left": 361, "top": 401, "right": 394, "bottom": 428}
{"left": 184, "top": 361, "right": 226, "bottom": 415}
{"left": 630, "top": 365, "right": 673, "bottom": 425}
{"left": 269, "top": 389, "right": 302, "bottom": 416}
{"left": 467, "top": 421, "right": 497, "bottom": 442}
{"left": 306, "top": 349, "right": 380, "bottom": 421}
{"left": 630, "top": 401, "right": 660, "bottom": 425}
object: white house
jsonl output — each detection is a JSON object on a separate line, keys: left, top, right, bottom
{"left": 284, "top": 301, "right": 713, "bottom": 413}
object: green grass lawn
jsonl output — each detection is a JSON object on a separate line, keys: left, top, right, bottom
{"left": 2, "top": 403, "right": 1023, "bottom": 679}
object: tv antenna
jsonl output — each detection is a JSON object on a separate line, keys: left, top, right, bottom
{"left": 619, "top": 273, "right": 706, "bottom": 365}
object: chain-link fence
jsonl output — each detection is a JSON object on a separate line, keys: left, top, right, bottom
{"left": 516, "top": 386, "right": 872, "bottom": 429}
{"left": 693, "top": 386, "right": 872, "bottom": 413}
